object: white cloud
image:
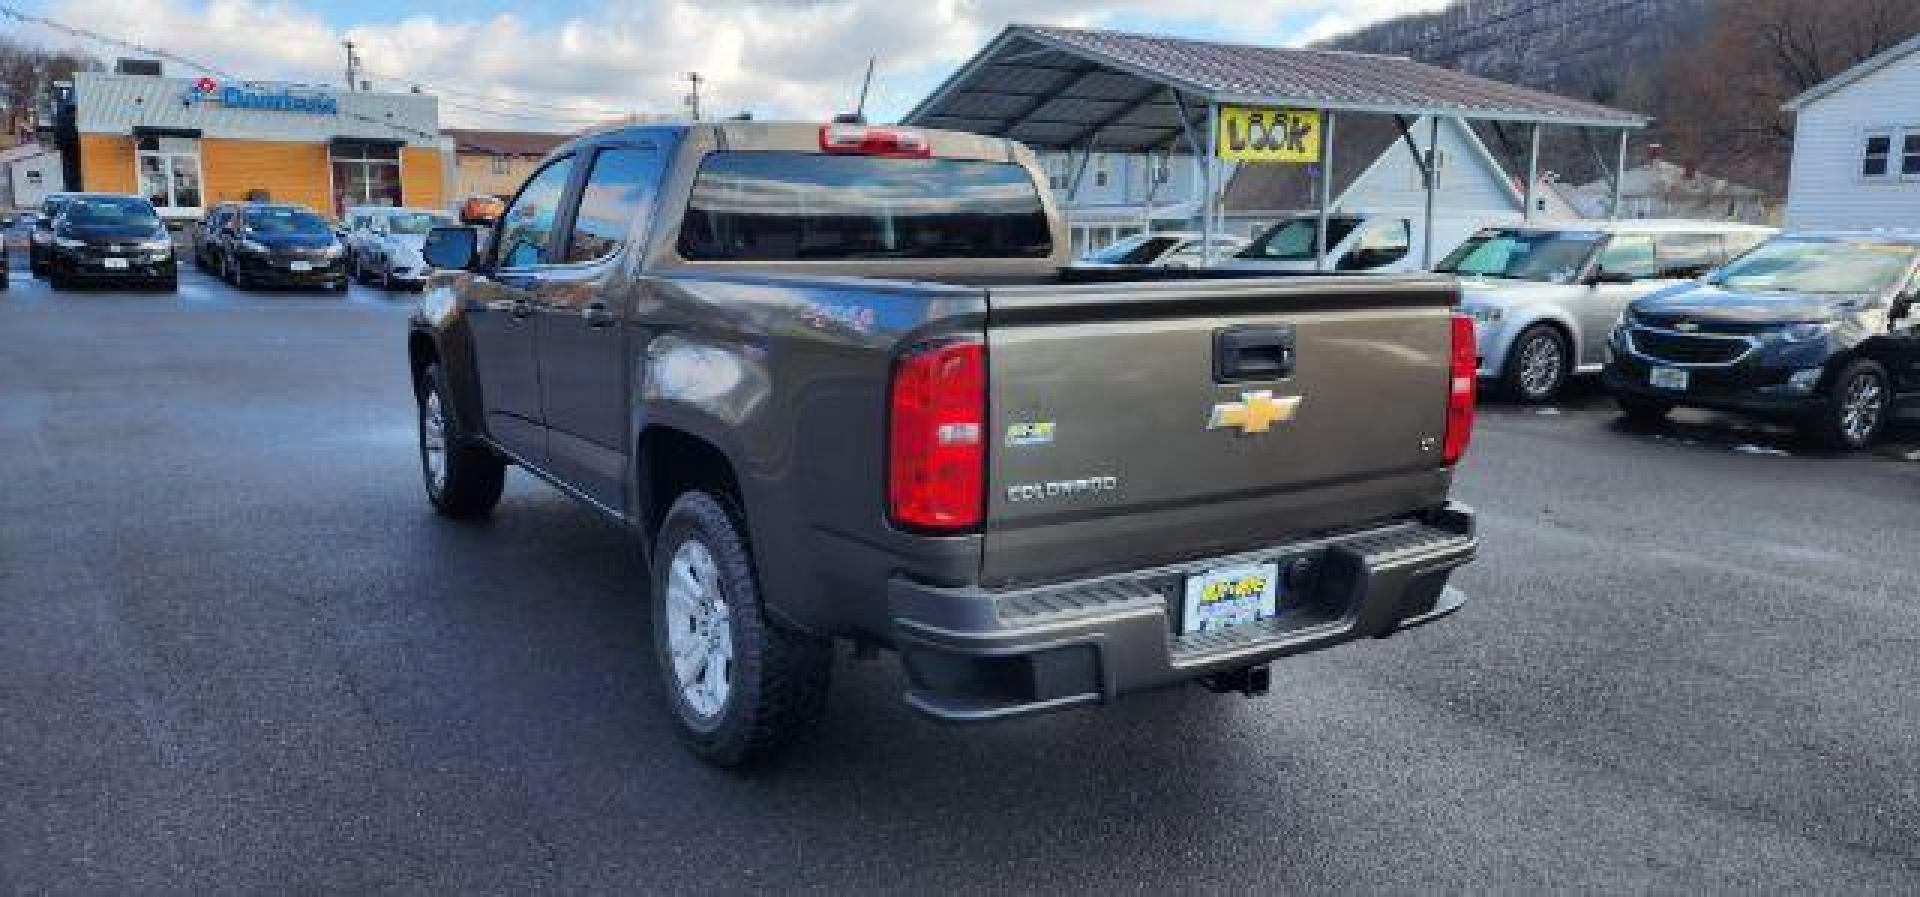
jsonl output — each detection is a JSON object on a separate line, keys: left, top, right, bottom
{"left": 24, "top": 0, "right": 1450, "bottom": 129}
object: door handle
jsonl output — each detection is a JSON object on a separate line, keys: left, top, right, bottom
{"left": 481, "top": 298, "right": 534, "bottom": 318}
{"left": 1214, "top": 325, "right": 1297, "bottom": 382}
{"left": 583, "top": 302, "right": 616, "bottom": 328}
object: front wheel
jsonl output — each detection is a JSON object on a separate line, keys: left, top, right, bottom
{"left": 652, "top": 490, "right": 831, "bottom": 767}
{"left": 1804, "top": 360, "right": 1888, "bottom": 451}
{"left": 418, "top": 363, "right": 505, "bottom": 517}
{"left": 1501, "top": 324, "right": 1570, "bottom": 402}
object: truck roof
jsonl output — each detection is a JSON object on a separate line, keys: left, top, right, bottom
{"left": 554, "top": 120, "right": 1027, "bottom": 164}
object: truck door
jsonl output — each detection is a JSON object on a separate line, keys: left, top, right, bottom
{"left": 533, "top": 139, "right": 672, "bottom": 511}
{"left": 466, "top": 153, "right": 577, "bottom": 466}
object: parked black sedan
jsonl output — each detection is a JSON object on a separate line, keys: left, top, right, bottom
{"left": 43, "top": 193, "right": 178, "bottom": 291}
{"left": 207, "top": 203, "right": 349, "bottom": 291}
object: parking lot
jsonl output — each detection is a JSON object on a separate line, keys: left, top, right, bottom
{"left": 3, "top": 253, "right": 1918, "bottom": 892}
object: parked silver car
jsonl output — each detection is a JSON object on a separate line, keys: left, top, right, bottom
{"left": 343, "top": 206, "right": 457, "bottom": 290}
{"left": 1439, "top": 220, "right": 1776, "bottom": 401}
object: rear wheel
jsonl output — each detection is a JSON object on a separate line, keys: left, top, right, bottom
{"left": 1804, "top": 360, "right": 1888, "bottom": 451}
{"left": 47, "top": 263, "right": 70, "bottom": 290}
{"left": 418, "top": 363, "right": 505, "bottom": 517}
{"left": 1615, "top": 393, "right": 1672, "bottom": 425}
{"left": 652, "top": 490, "right": 831, "bottom": 767}
{"left": 1500, "top": 324, "right": 1570, "bottom": 403}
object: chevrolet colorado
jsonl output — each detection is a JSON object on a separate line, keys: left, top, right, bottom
{"left": 409, "top": 121, "right": 1479, "bottom": 765}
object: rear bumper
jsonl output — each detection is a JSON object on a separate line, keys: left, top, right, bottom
{"left": 889, "top": 503, "right": 1477, "bottom": 722}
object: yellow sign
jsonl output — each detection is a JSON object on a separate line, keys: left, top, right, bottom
{"left": 1217, "top": 106, "right": 1321, "bottom": 163}
{"left": 1207, "top": 391, "right": 1303, "bottom": 435}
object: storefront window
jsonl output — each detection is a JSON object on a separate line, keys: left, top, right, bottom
{"left": 136, "top": 136, "right": 203, "bottom": 212}
{"left": 331, "top": 142, "right": 403, "bottom": 217}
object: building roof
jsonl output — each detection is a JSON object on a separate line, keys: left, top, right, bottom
{"left": 1783, "top": 32, "right": 1920, "bottom": 111}
{"left": 442, "top": 128, "right": 574, "bottom": 156}
{"left": 904, "top": 24, "right": 1647, "bottom": 152}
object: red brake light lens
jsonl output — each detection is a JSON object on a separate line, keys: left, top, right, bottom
{"left": 1444, "top": 313, "right": 1476, "bottom": 465}
{"left": 820, "top": 124, "right": 931, "bottom": 158}
{"left": 888, "top": 339, "right": 986, "bottom": 532}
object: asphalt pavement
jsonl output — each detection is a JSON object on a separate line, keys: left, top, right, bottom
{"left": 2, "top": 257, "right": 1918, "bottom": 893}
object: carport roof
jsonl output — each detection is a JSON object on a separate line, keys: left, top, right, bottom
{"left": 903, "top": 25, "right": 1649, "bottom": 151}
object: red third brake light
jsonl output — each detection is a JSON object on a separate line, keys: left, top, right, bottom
{"left": 889, "top": 338, "right": 985, "bottom": 532}
{"left": 1444, "top": 313, "right": 1477, "bottom": 465}
{"left": 819, "top": 124, "right": 932, "bottom": 158}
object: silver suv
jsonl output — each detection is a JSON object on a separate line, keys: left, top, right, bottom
{"left": 1441, "top": 220, "right": 1775, "bottom": 402}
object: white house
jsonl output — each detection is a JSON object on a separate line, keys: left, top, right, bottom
{"left": 1, "top": 144, "right": 63, "bottom": 211}
{"left": 1568, "top": 159, "right": 1772, "bottom": 223}
{"left": 1783, "top": 32, "right": 1920, "bottom": 229}
{"left": 1037, "top": 150, "right": 1205, "bottom": 256}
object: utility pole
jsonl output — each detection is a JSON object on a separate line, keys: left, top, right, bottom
{"left": 342, "top": 41, "right": 360, "bottom": 92}
{"left": 684, "top": 71, "right": 703, "bottom": 121}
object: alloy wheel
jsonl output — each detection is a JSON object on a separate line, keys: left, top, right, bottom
{"left": 664, "top": 538, "right": 734, "bottom": 722}
{"left": 1839, "top": 372, "right": 1886, "bottom": 446}
{"left": 1516, "top": 332, "right": 1564, "bottom": 399}
{"left": 420, "top": 388, "right": 448, "bottom": 496}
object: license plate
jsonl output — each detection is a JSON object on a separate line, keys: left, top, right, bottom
{"left": 1181, "top": 562, "right": 1280, "bottom": 635}
{"left": 288, "top": 260, "right": 312, "bottom": 272}
{"left": 1650, "top": 367, "right": 1689, "bottom": 390}
{"left": 101, "top": 257, "right": 129, "bottom": 269}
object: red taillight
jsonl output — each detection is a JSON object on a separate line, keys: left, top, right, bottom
{"left": 1444, "top": 313, "right": 1476, "bottom": 465}
{"left": 820, "top": 124, "right": 931, "bottom": 158}
{"left": 889, "top": 338, "right": 985, "bottom": 532}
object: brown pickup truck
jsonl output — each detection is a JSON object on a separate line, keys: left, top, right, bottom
{"left": 410, "top": 120, "right": 1478, "bottom": 765}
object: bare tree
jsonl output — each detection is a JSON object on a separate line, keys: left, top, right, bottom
{"left": 0, "top": 37, "right": 103, "bottom": 141}
{"left": 1664, "top": 0, "right": 1920, "bottom": 193}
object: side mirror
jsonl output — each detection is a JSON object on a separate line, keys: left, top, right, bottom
{"left": 423, "top": 226, "right": 479, "bottom": 271}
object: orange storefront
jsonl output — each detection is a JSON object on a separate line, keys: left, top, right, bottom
{"left": 65, "top": 71, "right": 445, "bottom": 222}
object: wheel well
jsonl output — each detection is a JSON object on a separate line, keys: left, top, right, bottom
{"left": 637, "top": 427, "right": 741, "bottom": 539}
{"left": 1510, "top": 318, "right": 1575, "bottom": 365}
{"left": 407, "top": 333, "right": 437, "bottom": 399}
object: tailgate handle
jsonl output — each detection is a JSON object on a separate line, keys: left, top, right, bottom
{"left": 1214, "top": 325, "right": 1296, "bottom": 382}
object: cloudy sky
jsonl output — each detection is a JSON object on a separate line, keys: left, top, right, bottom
{"left": 13, "top": 0, "right": 1449, "bottom": 130}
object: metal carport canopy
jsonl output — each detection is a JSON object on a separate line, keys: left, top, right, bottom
{"left": 902, "top": 25, "right": 1651, "bottom": 269}
{"left": 902, "top": 24, "right": 1649, "bottom": 150}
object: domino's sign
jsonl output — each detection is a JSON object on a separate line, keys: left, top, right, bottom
{"left": 184, "top": 77, "right": 339, "bottom": 115}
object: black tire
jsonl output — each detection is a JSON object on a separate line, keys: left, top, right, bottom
{"left": 418, "top": 363, "right": 506, "bottom": 518}
{"left": 47, "top": 263, "right": 70, "bottom": 291}
{"left": 1500, "top": 323, "right": 1570, "bottom": 403}
{"left": 192, "top": 248, "right": 207, "bottom": 271}
{"left": 1802, "top": 360, "right": 1888, "bottom": 451}
{"left": 155, "top": 275, "right": 178, "bottom": 293}
{"left": 651, "top": 490, "right": 831, "bottom": 767}
{"left": 220, "top": 252, "right": 237, "bottom": 286}
{"left": 1615, "top": 392, "right": 1672, "bottom": 425}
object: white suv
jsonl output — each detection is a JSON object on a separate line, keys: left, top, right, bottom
{"left": 1443, "top": 220, "right": 1776, "bottom": 402}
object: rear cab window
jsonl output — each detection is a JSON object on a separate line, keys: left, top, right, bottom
{"left": 676, "top": 153, "right": 1052, "bottom": 261}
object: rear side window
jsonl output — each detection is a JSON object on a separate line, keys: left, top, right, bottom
{"left": 678, "top": 153, "right": 1052, "bottom": 261}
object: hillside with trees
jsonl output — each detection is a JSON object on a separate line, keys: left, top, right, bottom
{"left": 1319, "top": 0, "right": 1920, "bottom": 196}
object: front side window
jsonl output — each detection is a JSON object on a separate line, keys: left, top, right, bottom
{"left": 495, "top": 156, "right": 576, "bottom": 269}
{"left": 678, "top": 153, "right": 1052, "bottom": 261}
{"left": 1340, "top": 219, "right": 1411, "bottom": 270}
{"left": 136, "top": 136, "right": 201, "bottom": 211}
{"left": 564, "top": 145, "right": 666, "bottom": 264}
{"left": 1436, "top": 229, "right": 1602, "bottom": 283}
{"left": 1236, "top": 217, "right": 1361, "bottom": 262}
{"left": 1712, "top": 238, "right": 1920, "bottom": 295}
{"left": 1085, "top": 234, "right": 1179, "bottom": 265}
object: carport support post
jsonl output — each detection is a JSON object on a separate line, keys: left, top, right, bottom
{"left": 1203, "top": 102, "right": 1219, "bottom": 267}
{"left": 1522, "top": 123, "right": 1540, "bottom": 222}
{"left": 1610, "top": 128, "right": 1629, "bottom": 220}
{"left": 1315, "top": 110, "right": 1337, "bottom": 272}
{"left": 1421, "top": 116, "right": 1441, "bottom": 269}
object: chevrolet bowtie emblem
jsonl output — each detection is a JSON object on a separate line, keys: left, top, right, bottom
{"left": 1208, "top": 390, "right": 1302, "bottom": 435}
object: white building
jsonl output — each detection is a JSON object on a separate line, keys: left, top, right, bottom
{"left": 1782, "top": 32, "right": 1920, "bottom": 229}
{"left": 1037, "top": 150, "right": 1205, "bottom": 256}
{"left": 1567, "top": 159, "right": 1771, "bottom": 224}
{"left": 1, "top": 143, "right": 63, "bottom": 211}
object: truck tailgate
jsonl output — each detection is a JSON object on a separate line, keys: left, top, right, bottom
{"left": 981, "top": 275, "right": 1459, "bottom": 587}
